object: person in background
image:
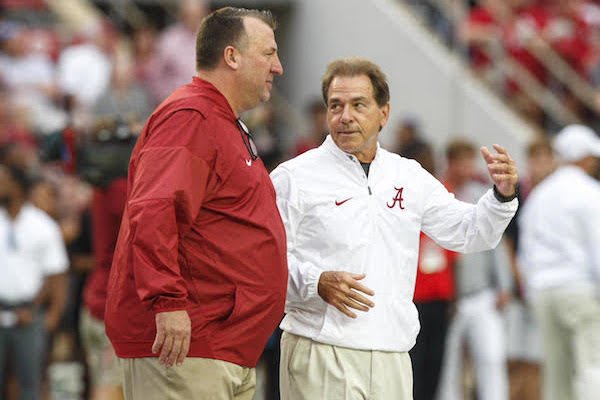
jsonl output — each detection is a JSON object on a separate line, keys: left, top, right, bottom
{"left": 0, "top": 164, "right": 69, "bottom": 400}
{"left": 437, "top": 139, "right": 512, "bottom": 400}
{"left": 80, "top": 44, "right": 152, "bottom": 400}
{"left": 400, "top": 139, "right": 458, "bottom": 400}
{"left": 80, "top": 174, "right": 127, "bottom": 400}
{"left": 292, "top": 99, "right": 327, "bottom": 156}
{"left": 503, "top": 138, "right": 556, "bottom": 400}
{"left": 105, "top": 7, "right": 287, "bottom": 400}
{"left": 518, "top": 124, "right": 600, "bottom": 400}
{"left": 147, "top": 0, "right": 208, "bottom": 104}
{"left": 271, "top": 57, "right": 518, "bottom": 400}
{"left": 392, "top": 117, "right": 422, "bottom": 156}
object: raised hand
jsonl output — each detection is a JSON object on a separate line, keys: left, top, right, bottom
{"left": 318, "top": 271, "right": 375, "bottom": 318}
{"left": 152, "top": 310, "right": 191, "bottom": 367}
{"left": 480, "top": 144, "right": 518, "bottom": 197}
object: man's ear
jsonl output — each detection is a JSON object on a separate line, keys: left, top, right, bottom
{"left": 379, "top": 103, "right": 390, "bottom": 131}
{"left": 224, "top": 46, "right": 240, "bottom": 70}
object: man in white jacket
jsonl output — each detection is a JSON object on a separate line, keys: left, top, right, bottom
{"left": 518, "top": 125, "right": 600, "bottom": 400}
{"left": 271, "top": 57, "right": 519, "bottom": 400}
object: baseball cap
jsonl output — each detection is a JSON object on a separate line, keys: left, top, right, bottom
{"left": 553, "top": 124, "right": 600, "bottom": 162}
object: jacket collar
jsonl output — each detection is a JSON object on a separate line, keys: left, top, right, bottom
{"left": 190, "top": 76, "right": 237, "bottom": 120}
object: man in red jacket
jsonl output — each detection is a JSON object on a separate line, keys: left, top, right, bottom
{"left": 105, "top": 7, "right": 288, "bottom": 400}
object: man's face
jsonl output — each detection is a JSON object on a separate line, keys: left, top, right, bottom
{"left": 327, "top": 75, "right": 389, "bottom": 162}
{"left": 447, "top": 154, "right": 476, "bottom": 184}
{"left": 0, "top": 167, "right": 16, "bottom": 207}
{"left": 237, "top": 17, "right": 283, "bottom": 111}
{"left": 527, "top": 148, "right": 555, "bottom": 184}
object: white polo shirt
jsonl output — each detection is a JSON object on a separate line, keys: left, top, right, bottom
{"left": 518, "top": 165, "right": 600, "bottom": 292}
{"left": 0, "top": 204, "right": 69, "bottom": 304}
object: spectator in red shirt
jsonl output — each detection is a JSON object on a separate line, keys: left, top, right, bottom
{"left": 105, "top": 7, "right": 287, "bottom": 400}
{"left": 398, "top": 139, "right": 458, "bottom": 400}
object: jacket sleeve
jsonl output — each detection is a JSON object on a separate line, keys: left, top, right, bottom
{"left": 127, "top": 110, "right": 212, "bottom": 312}
{"left": 270, "top": 166, "right": 323, "bottom": 305}
{"left": 421, "top": 170, "right": 517, "bottom": 254}
{"left": 581, "top": 190, "right": 600, "bottom": 284}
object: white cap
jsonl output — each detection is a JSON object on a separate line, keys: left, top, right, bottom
{"left": 553, "top": 124, "right": 600, "bottom": 162}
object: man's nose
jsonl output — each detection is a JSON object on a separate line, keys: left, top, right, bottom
{"left": 340, "top": 104, "right": 353, "bottom": 123}
{"left": 272, "top": 55, "right": 283, "bottom": 76}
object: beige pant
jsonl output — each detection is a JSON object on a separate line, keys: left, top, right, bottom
{"left": 532, "top": 285, "right": 600, "bottom": 400}
{"left": 120, "top": 357, "right": 255, "bottom": 400}
{"left": 79, "top": 307, "right": 122, "bottom": 388}
{"left": 280, "top": 332, "right": 412, "bottom": 400}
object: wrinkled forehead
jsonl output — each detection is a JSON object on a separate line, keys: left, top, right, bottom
{"left": 328, "top": 75, "right": 375, "bottom": 102}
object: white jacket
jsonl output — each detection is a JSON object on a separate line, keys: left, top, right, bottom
{"left": 270, "top": 136, "right": 517, "bottom": 352}
{"left": 518, "top": 165, "right": 600, "bottom": 292}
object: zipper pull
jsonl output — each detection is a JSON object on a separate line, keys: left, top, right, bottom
{"left": 368, "top": 186, "right": 372, "bottom": 195}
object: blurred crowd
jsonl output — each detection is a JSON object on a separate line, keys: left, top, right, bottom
{"left": 406, "top": 0, "right": 600, "bottom": 132}
{"left": 1, "top": 1, "right": 599, "bottom": 400}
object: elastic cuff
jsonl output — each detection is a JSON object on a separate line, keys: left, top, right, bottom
{"left": 493, "top": 184, "right": 519, "bottom": 203}
{"left": 305, "top": 266, "right": 324, "bottom": 299}
{"left": 150, "top": 297, "right": 188, "bottom": 313}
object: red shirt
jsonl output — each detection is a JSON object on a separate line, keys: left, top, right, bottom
{"left": 83, "top": 178, "right": 127, "bottom": 321}
{"left": 105, "top": 78, "right": 288, "bottom": 367}
{"left": 413, "top": 232, "right": 457, "bottom": 302}
{"left": 544, "top": 11, "right": 593, "bottom": 75}
{"left": 466, "top": 6, "right": 499, "bottom": 70}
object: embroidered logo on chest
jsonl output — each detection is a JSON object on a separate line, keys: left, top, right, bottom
{"left": 387, "top": 186, "right": 405, "bottom": 209}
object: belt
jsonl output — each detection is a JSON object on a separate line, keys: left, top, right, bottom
{"left": 0, "top": 301, "right": 35, "bottom": 328}
{"left": 0, "top": 300, "right": 34, "bottom": 311}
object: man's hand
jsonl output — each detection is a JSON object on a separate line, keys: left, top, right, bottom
{"left": 318, "top": 272, "right": 375, "bottom": 318}
{"left": 152, "top": 310, "right": 191, "bottom": 367}
{"left": 480, "top": 144, "right": 518, "bottom": 197}
{"left": 496, "top": 291, "right": 511, "bottom": 311}
{"left": 15, "top": 308, "right": 33, "bottom": 326}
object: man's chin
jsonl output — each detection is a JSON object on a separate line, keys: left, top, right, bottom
{"left": 261, "top": 92, "right": 271, "bottom": 103}
{"left": 332, "top": 137, "right": 358, "bottom": 154}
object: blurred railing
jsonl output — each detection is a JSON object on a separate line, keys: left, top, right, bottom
{"left": 401, "top": 0, "right": 599, "bottom": 128}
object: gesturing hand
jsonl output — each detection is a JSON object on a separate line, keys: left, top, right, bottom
{"left": 480, "top": 144, "right": 519, "bottom": 197}
{"left": 318, "top": 272, "right": 375, "bottom": 318}
{"left": 152, "top": 310, "right": 191, "bottom": 367}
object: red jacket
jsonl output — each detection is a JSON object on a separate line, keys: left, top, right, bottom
{"left": 105, "top": 78, "right": 288, "bottom": 367}
{"left": 84, "top": 178, "right": 127, "bottom": 321}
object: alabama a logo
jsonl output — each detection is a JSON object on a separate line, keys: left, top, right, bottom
{"left": 387, "top": 186, "right": 405, "bottom": 209}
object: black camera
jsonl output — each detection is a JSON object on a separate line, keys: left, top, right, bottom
{"left": 40, "top": 116, "right": 137, "bottom": 188}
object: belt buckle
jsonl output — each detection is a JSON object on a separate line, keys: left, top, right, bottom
{"left": 0, "top": 310, "right": 18, "bottom": 328}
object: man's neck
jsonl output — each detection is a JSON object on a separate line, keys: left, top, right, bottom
{"left": 5, "top": 199, "right": 24, "bottom": 220}
{"left": 196, "top": 71, "right": 243, "bottom": 117}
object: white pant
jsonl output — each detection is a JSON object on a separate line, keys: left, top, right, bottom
{"left": 531, "top": 285, "right": 600, "bottom": 400}
{"left": 437, "top": 290, "right": 508, "bottom": 400}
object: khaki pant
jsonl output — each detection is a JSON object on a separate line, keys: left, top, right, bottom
{"left": 120, "top": 357, "right": 255, "bottom": 400}
{"left": 280, "top": 332, "right": 412, "bottom": 400}
{"left": 532, "top": 286, "right": 600, "bottom": 400}
{"left": 80, "top": 308, "right": 122, "bottom": 388}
